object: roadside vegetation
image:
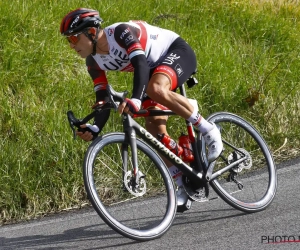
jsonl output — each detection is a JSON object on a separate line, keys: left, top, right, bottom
{"left": 0, "top": 0, "right": 299, "bottom": 223}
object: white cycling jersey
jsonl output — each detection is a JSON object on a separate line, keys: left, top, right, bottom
{"left": 91, "top": 20, "right": 179, "bottom": 72}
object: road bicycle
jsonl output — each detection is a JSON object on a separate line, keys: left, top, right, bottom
{"left": 67, "top": 81, "right": 277, "bottom": 241}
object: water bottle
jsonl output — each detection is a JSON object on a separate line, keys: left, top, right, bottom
{"left": 178, "top": 133, "right": 194, "bottom": 162}
{"left": 158, "top": 134, "right": 183, "bottom": 156}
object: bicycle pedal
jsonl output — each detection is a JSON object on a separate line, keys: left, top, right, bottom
{"left": 177, "top": 199, "right": 192, "bottom": 213}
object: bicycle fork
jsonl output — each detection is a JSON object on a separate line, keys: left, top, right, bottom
{"left": 122, "top": 117, "right": 144, "bottom": 193}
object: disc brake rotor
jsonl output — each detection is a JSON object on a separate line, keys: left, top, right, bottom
{"left": 124, "top": 171, "right": 146, "bottom": 197}
{"left": 228, "top": 148, "right": 252, "bottom": 173}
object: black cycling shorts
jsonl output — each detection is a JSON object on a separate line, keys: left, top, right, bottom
{"left": 151, "top": 36, "right": 197, "bottom": 90}
{"left": 142, "top": 37, "right": 197, "bottom": 110}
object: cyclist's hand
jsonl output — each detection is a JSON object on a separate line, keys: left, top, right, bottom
{"left": 118, "top": 98, "right": 141, "bottom": 116}
{"left": 76, "top": 124, "right": 99, "bottom": 141}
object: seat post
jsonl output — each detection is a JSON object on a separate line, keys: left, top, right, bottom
{"left": 179, "top": 84, "right": 187, "bottom": 97}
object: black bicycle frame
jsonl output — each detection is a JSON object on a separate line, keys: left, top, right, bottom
{"left": 122, "top": 112, "right": 205, "bottom": 185}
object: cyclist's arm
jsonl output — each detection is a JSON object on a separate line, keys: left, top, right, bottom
{"left": 114, "top": 23, "right": 150, "bottom": 100}
{"left": 130, "top": 55, "right": 149, "bottom": 100}
{"left": 94, "top": 88, "right": 110, "bottom": 132}
{"left": 86, "top": 55, "right": 111, "bottom": 135}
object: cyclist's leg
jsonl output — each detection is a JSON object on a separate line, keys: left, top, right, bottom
{"left": 147, "top": 73, "right": 193, "bottom": 118}
{"left": 146, "top": 37, "right": 222, "bottom": 162}
{"left": 142, "top": 99, "right": 191, "bottom": 212}
{"left": 142, "top": 99, "right": 175, "bottom": 170}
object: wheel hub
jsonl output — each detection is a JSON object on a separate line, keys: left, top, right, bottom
{"left": 124, "top": 171, "right": 146, "bottom": 196}
{"left": 228, "top": 148, "right": 252, "bottom": 173}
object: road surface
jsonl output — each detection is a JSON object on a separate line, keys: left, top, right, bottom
{"left": 1, "top": 158, "right": 300, "bottom": 250}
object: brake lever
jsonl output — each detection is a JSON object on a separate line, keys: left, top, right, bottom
{"left": 106, "top": 84, "right": 128, "bottom": 111}
{"left": 92, "top": 101, "right": 115, "bottom": 111}
{"left": 67, "top": 110, "right": 83, "bottom": 140}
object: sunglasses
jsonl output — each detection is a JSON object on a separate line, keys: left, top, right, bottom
{"left": 66, "top": 31, "right": 85, "bottom": 44}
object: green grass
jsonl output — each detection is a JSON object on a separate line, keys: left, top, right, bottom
{"left": 0, "top": 0, "right": 299, "bottom": 223}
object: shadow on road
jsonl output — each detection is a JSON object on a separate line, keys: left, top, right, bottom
{"left": 0, "top": 208, "right": 244, "bottom": 249}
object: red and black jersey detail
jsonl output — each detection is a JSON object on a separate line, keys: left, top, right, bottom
{"left": 86, "top": 55, "right": 108, "bottom": 87}
{"left": 114, "top": 23, "right": 142, "bottom": 53}
{"left": 113, "top": 23, "right": 150, "bottom": 100}
{"left": 130, "top": 21, "right": 148, "bottom": 51}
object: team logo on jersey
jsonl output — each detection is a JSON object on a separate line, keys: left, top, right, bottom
{"left": 125, "top": 35, "right": 134, "bottom": 45}
{"left": 120, "top": 28, "right": 130, "bottom": 39}
{"left": 150, "top": 34, "right": 159, "bottom": 40}
{"left": 108, "top": 28, "right": 114, "bottom": 36}
{"left": 175, "top": 64, "right": 184, "bottom": 77}
{"left": 97, "top": 50, "right": 130, "bottom": 71}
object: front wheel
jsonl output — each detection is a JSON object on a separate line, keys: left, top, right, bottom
{"left": 199, "top": 112, "right": 277, "bottom": 213}
{"left": 83, "top": 133, "right": 176, "bottom": 241}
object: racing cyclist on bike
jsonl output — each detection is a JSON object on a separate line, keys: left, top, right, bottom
{"left": 60, "top": 8, "right": 223, "bottom": 212}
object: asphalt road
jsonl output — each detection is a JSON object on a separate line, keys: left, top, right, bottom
{"left": 1, "top": 158, "right": 300, "bottom": 250}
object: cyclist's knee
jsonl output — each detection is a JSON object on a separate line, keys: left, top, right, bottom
{"left": 147, "top": 74, "right": 171, "bottom": 100}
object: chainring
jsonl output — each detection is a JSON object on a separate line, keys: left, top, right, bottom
{"left": 182, "top": 175, "right": 209, "bottom": 202}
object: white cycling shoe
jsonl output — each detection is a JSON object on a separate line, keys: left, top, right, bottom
{"left": 203, "top": 123, "right": 223, "bottom": 162}
{"left": 176, "top": 186, "right": 192, "bottom": 213}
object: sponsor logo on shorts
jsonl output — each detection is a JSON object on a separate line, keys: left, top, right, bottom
{"left": 163, "top": 53, "right": 180, "bottom": 65}
{"left": 175, "top": 64, "right": 184, "bottom": 77}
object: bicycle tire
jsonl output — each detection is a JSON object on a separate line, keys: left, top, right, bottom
{"left": 83, "top": 133, "right": 177, "bottom": 241}
{"left": 199, "top": 112, "right": 277, "bottom": 213}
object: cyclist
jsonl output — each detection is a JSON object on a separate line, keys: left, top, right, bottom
{"left": 60, "top": 8, "right": 223, "bottom": 212}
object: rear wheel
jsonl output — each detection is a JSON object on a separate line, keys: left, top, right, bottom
{"left": 83, "top": 133, "right": 176, "bottom": 241}
{"left": 199, "top": 112, "right": 277, "bottom": 213}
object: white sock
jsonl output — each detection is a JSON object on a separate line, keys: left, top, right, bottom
{"left": 168, "top": 165, "right": 183, "bottom": 187}
{"left": 187, "top": 109, "right": 214, "bottom": 134}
